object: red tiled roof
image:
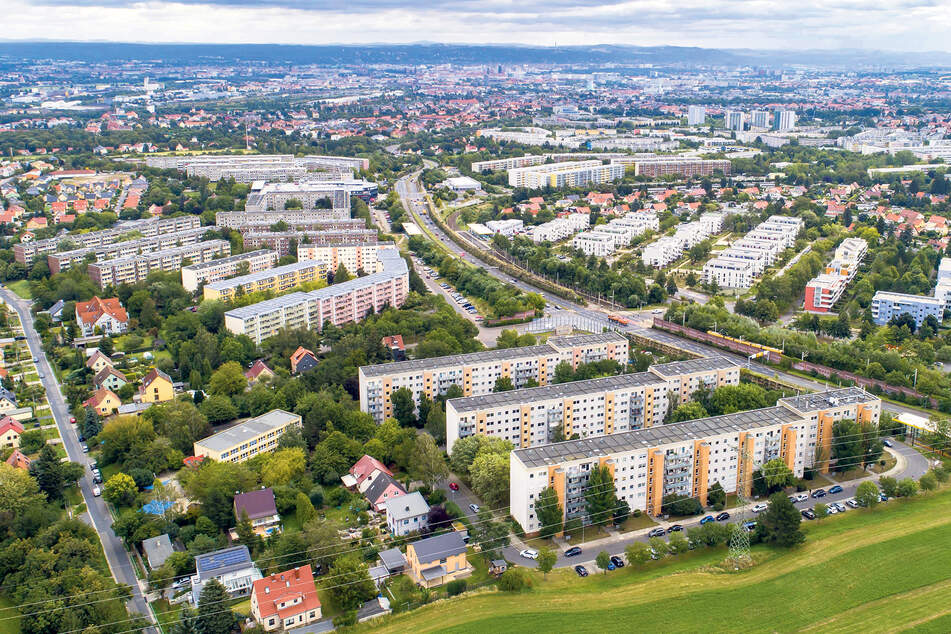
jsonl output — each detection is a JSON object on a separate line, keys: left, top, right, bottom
{"left": 76, "top": 297, "right": 128, "bottom": 327}
{"left": 5, "top": 450, "right": 31, "bottom": 470}
{"left": 252, "top": 565, "right": 320, "bottom": 621}
{"left": 0, "top": 417, "right": 23, "bottom": 437}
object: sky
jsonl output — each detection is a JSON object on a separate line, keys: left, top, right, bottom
{"left": 11, "top": 0, "right": 951, "bottom": 51}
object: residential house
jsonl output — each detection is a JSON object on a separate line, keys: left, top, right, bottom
{"left": 191, "top": 545, "right": 262, "bottom": 604}
{"left": 343, "top": 454, "right": 393, "bottom": 489}
{"left": 290, "top": 347, "right": 318, "bottom": 374}
{"left": 362, "top": 471, "right": 407, "bottom": 513}
{"left": 193, "top": 410, "right": 302, "bottom": 463}
{"left": 369, "top": 548, "right": 406, "bottom": 586}
{"left": 384, "top": 490, "right": 430, "bottom": 537}
{"left": 0, "top": 389, "right": 16, "bottom": 414}
{"left": 245, "top": 359, "right": 274, "bottom": 384}
{"left": 83, "top": 388, "right": 121, "bottom": 416}
{"left": 85, "top": 350, "right": 113, "bottom": 374}
{"left": 94, "top": 366, "right": 128, "bottom": 392}
{"left": 0, "top": 418, "right": 23, "bottom": 448}
{"left": 405, "top": 532, "right": 471, "bottom": 588}
{"left": 139, "top": 368, "right": 174, "bottom": 403}
{"left": 233, "top": 488, "right": 281, "bottom": 537}
{"left": 75, "top": 297, "right": 128, "bottom": 337}
{"left": 48, "top": 299, "right": 65, "bottom": 322}
{"left": 250, "top": 565, "right": 321, "bottom": 632}
{"left": 5, "top": 449, "right": 31, "bottom": 470}
{"left": 381, "top": 335, "right": 406, "bottom": 361}
{"left": 142, "top": 534, "right": 174, "bottom": 569}
{"left": 25, "top": 217, "right": 47, "bottom": 231}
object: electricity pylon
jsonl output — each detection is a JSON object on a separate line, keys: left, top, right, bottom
{"left": 729, "top": 441, "right": 754, "bottom": 568}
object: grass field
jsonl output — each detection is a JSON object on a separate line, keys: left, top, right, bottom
{"left": 355, "top": 485, "right": 951, "bottom": 633}
{"left": 5, "top": 281, "right": 30, "bottom": 300}
{"left": 0, "top": 595, "right": 21, "bottom": 634}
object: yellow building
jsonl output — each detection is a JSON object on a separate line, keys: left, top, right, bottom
{"left": 202, "top": 260, "right": 328, "bottom": 302}
{"left": 139, "top": 368, "right": 174, "bottom": 404}
{"left": 83, "top": 388, "right": 121, "bottom": 417}
{"left": 405, "top": 532, "right": 471, "bottom": 588}
{"left": 193, "top": 410, "right": 302, "bottom": 463}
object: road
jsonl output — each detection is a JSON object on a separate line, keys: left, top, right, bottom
{"left": 501, "top": 440, "right": 932, "bottom": 571}
{"left": 0, "top": 290, "right": 158, "bottom": 633}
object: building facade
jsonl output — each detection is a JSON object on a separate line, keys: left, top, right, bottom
{"left": 48, "top": 226, "right": 213, "bottom": 274}
{"left": 193, "top": 410, "right": 303, "bottom": 463}
{"left": 203, "top": 260, "right": 330, "bottom": 302}
{"left": 88, "top": 240, "right": 231, "bottom": 289}
{"left": 241, "top": 229, "right": 378, "bottom": 257}
{"left": 182, "top": 249, "right": 278, "bottom": 293}
{"left": 871, "top": 291, "right": 945, "bottom": 326}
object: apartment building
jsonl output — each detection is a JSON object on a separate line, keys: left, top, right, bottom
{"left": 687, "top": 105, "right": 706, "bottom": 126}
{"left": 445, "top": 356, "right": 739, "bottom": 452}
{"left": 510, "top": 388, "right": 880, "bottom": 534}
{"left": 725, "top": 110, "right": 746, "bottom": 131}
{"left": 804, "top": 237, "right": 867, "bottom": 312}
{"left": 223, "top": 248, "right": 408, "bottom": 344}
{"left": 521, "top": 163, "right": 626, "bottom": 190}
{"left": 934, "top": 257, "right": 951, "bottom": 311}
{"left": 641, "top": 236, "right": 685, "bottom": 268}
{"left": 530, "top": 213, "right": 590, "bottom": 243}
{"left": 773, "top": 110, "right": 798, "bottom": 131}
{"left": 48, "top": 226, "right": 213, "bottom": 274}
{"left": 470, "top": 155, "right": 545, "bottom": 173}
{"left": 181, "top": 249, "right": 278, "bottom": 293}
{"left": 215, "top": 212, "right": 367, "bottom": 232}
{"left": 508, "top": 160, "right": 604, "bottom": 188}
{"left": 242, "top": 230, "right": 378, "bottom": 256}
{"left": 244, "top": 182, "right": 351, "bottom": 215}
{"left": 702, "top": 216, "right": 803, "bottom": 288}
{"left": 193, "top": 409, "right": 303, "bottom": 463}
{"left": 623, "top": 158, "right": 732, "bottom": 178}
{"left": 485, "top": 219, "right": 523, "bottom": 236}
{"left": 88, "top": 240, "right": 231, "bottom": 289}
{"left": 14, "top": 215, "right": 200, "bottom": 265}
{"left": 611, "top": 212, "right": 660, "bottom": 234}
{"left": 871, "top": 291, "right": 945, "bottom": 327}
{"left": 146, "top": 154, "right": 368, "bottom": 181}
{"left": 203, "top": 259, "right": 329, "bottom": 302}
{"left": 572, "top": 231, "right": 616, "bottom": 256}
{"left": 296, "top": 243, "right": 393, "bottom": 276}
{"left": 358, "top": 333, "right": 629, "bottom": 423}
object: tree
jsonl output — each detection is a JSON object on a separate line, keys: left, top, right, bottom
{"left": 469, "top": 450, "right": 510, "bottom": 508}
{"left": 333, "top": 263, "right": 353, "bottom": 284}
{"left": 104, "top": 472, "right": 138, "bottom": 507}
{"left": 648, "top": 536, "right": 669, "bottom": 557}
{"left": 537, "top": 547, "right": 557, "bottom": 574}
{"left": 262, "top": 448, "right": 307, "bottom": 487}
{"left": 879, "top": 476, "right": 899, "bottom": 498}
{"left": 761, "top": 458, "right": 796, "bottom": 490}
{"left": 328, "top": 554, "right": 376, "bottom": 610}
{"left": 473, "top": 508, "right": 510, "bottom": 559}
{"left": 855, "top": 481, "right": 880, "bottom": 507}
{"left": 661, "top": 494, "right": 702, "bottom": 516}
{"left": 197, "top": 579, "right": 236, "bottom": 634}
{"left": 553, "top": 361, "right": 574, "bottom": 384}
{"left": 412, "top": 433, "right": 448, "bottom": 490}
{"left": 199, "top": 394, "right": 238, "bottom": 425}
{"left": 625, "top": 541, "right": 652, "bottom": 565}
{"left": 919, "top": 472, "right": 938, "bottom": 491}
{"left": 707, "top": 481, "right": 726, "bottom": 509}
{"left": 813, "top": 502, "right": 828, "bottom": 519}
{"left": 831, "top": 418, "right": 863, "bottom": 473}
{"left": 0, "top": 462, "right": 45, "bottom": 516}
{"left": 235, "top": 509, "right": 263, "bottom": 554}
{"left": 756, "top": 492, "right": 804, "bottom": 547}
{"left": 208, "top": 361, "right": 248, "bottom": 396}
{"left": 595, "top": 550, "right": 611, "bottom": 574}
{"left": 390, "top": 387, "right": 416, "bottom": 428}
{"left": 424, "top": 405, "right": 446, "bottom": 446}
{"left": 613, "top": 498, "right": 631, "bottom": 525}
{"left": 668, "top": 532, "right": 690, "bottom": 554}
{"left": 31, "top": 444, "right": 69, "bottom": 500}
{"left": 142, "top": 400, "right": 210, "bottom": 455}
{"left": 536, "top": 486, "right": 563, "bottom": 538}
{"left": 83, "top": 407, "right": 101, "bottom": 440}
{"left": 897, "top": 478, "right": 919, "bottom": 497}
{"left": 669, "top": 401, "right": 707, "bottom": 423}
{"left": 584, "top": 465, "right": 617, "bottom": 525}
{"left": 492, "top": 376, "right": 514, "bottom": 392}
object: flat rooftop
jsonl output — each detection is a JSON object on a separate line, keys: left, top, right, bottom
{"left": 648, "top": 356, "right": 738, "bottom": 378}
{"left": 90, "top": 239, "right": 230, "bottom": 268}
{"left": 205, "top": 258, "right": 327, "bottom": 291}
{"left": 447, "top": 371, "right": 667, "bottom": 413}
{"left": 195, "top": 409, "right": 300, "bottom": 453}
{"left": 182, "top": 249, "right": 274, "bottom": 271}
{"left": 777, "top": 387, "right": 875, "bottom": 414}
{"left": 872, "top": 291, "right": 943, "bottom": 305}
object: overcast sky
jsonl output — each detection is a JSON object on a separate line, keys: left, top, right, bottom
{"left": 12, "top": 0, "right": 951, "bottom": 51}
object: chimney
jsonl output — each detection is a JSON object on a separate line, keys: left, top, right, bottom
{"left": 265, "top": 587, "right": 270, "bottom": 594}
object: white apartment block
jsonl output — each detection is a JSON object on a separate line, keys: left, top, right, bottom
{"left": 687, "top": 105, "right": 706, "bottom": 126}
{"left": 214, "top": 213, "right": 366, "bottom": 232}
{"left": 804, "top": 237, "right": 867, "bottom": 313}
{"left": 624, "top": 158, "right": 732, "bottom": 179}
{"left": 594, "top": 224, "right": 639, "bottom": 247}
{"left": 572, "top": 231, "right": 616, "bottom": 256}
{"left": 935, "top": 257, "right": 951, "bottom": 311}
{"left": 611, "top": 212, "right": 659, "bottom": 234}
{"left": 725, "top": 110, "right": 746, "bottom": 131}
{"left": 358, "top": 333, "right": 629, "bottom": 423}
{"left": 445, "top": 356, "right": 739, "bottom": 453}
{"left": 511, "top": 388, "right": 881, "bottom": 533}
{"left": 703, "top": 215, "right": 802, "bottom": 287}
{"left": 750, "top": 110, "right": 771, "bottom": 129}
{"left": 224, "top": 248, "right": 408, "bottom": 344}
{"left": 296, "top": 243, "right": 393, "bottom": 276}
{"left": 508, "top": 161, "right": 623, "bottom": 189}
{"left": 478, "top": 127, "right": 553, "bottom": 146}
{"left": 530, "top": 213, "right": 590, "bottom": 243}
{"left": 702, "top": 257, "right": 755, "bottom": 289}
{"left": 145, "top": 154, "right": 368, "bottom": 182}
{"left": 47, "top": 226, "right": 215, "bottom": 274}
{"left": 485, "top": 219, "right": 524, "bottom": 236}
{"left": 244, "top": 181, "right": 352, "bottom": 214}
{"left": 86, "top": 239, "right": 231, "bottom": 289}
{"left": 470, "top": 155, "right": 545, "bottom": 173}
{"left": 642, "top": 236, "right": 685, "bottom": 268}
{"left": 181, "top": 249, "right": 278, "bottom": 293}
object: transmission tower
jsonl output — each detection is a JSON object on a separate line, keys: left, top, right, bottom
{"left": 729, "top": 440, "right": 754, "bottom": 568}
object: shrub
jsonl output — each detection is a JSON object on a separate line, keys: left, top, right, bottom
{"left": 498, "top": 569, "right": 531, "bottom": 592}
{"left": 446, "top": 579, "right": 467, "bottom": 597}
{"left": 933, "top": 464, "right": 950, "bottom": 483}
{"left": 919, "top": 472, "right": 938, "bottom": 491}
{"left": 564, "top": 517, "right": 583, "bottom": 535}
{"left": 428, "top": 489, "right": 447, "bottom": 506}
{"left": 897, "top": 478, "right": 919, "bottom": 498}
{"left": 325, "top": 487, "right": 350, "bottom": 507}
{"left": 309, "top": 485, "right": 324, "bottom": 508}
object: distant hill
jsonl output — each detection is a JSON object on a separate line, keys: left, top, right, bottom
{"left": 1, "top": 41, "right": 950, "bottom": 69}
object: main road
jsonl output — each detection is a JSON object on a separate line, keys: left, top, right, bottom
{"left": 0, "top": 289, "right": 158, "bottom": 633}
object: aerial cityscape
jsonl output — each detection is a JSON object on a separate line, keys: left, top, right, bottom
{"left": 2, "top": 3, "right": 951, "bottom": 633}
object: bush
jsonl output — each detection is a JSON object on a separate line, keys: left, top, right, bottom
{"left": 446, "top": 579, "right": 467, "bottom": 597}
{"left": 897, "top": 478, "right": 919, "bottom": 498}
{"left": 661, "top": 494, "right": 702, "bottom": 517}
{"left": 333, "top": 611, "right": 357, "bottom": 627}
{"left": 325, "top": 487, "right": 350, "bottom": 507}
{"left": 18, "top": 430, "right": 45, "bottom": 454}
{"left": 919, "top": 472, "right": 938, "bottom": 491}
{"left": 309, "top": 485, "right": 324, "bottom": 508}
{"left": 498, "top": 569, "right": 531, "bottom": 592}
{"left": 631, "top": 509, "right": 642, "bottom": 518}
{"left": 428, "top": 489, "right": 447, "bottom": 506}
{"left": 564, "top": 517, "right": 583, "bottom": 535}
{"left": 933, "top": 464, "right": 950, "bottom": 483}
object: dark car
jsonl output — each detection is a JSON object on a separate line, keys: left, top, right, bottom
{"left": 715, "top": 511, "right": 731, "bottom": 521}
{"left": 667, "top": 524, "right": 684, "bottom": 534}
{"left": 574, "top": 565, "right": 588, "bottom": 577}
{"left": 648, "top": 527, "right": 667, "bottom": 538}
{"left": 699, "top": 515, "right": 714, "bottom": 525}
{"left": 811, "top": 489, "right": 827, "bottom": 499}
{"left": 801, "top": 509, "right": 816, "bottom": 520}
{"left": 564, "top": 546, "right": 582, "bottom": 557}
{"left": 828, "top": 485, "right": 843, "bottom": 495}
{"left": 610, "top": 555, "right": 625, "bottom": 568}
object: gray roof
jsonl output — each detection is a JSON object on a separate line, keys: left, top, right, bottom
{"left": 90, "top": 239, "right": 230, "bottom": 269}
{"left": 648, "top": 356, "right": 738, "bottom": 378}
{"left": 181, "top": 249, "right": 275, "bottom": 272}
{"left": 204, "top": 258, "right": 326, "bottom": 291}
{"left": 378, "top": 548, "right": 406, "bottom": 571}
{"left": 546, "top": 331, "right": 627, "bottom": 348}
{"left": 447, "top": 371, "right": 666, "bottom": 414}
{"left": 409, "top": 531, "right": 467, "bottom": 563}
{"left": 142, "top": 534, "right": 173, "bottom": 569}
{"left": 419, "top": 565, "right": 447, "bottom": 581}
{"left": 778, "top": 387, "right": 874, "bottom": 415}
{"left": 194, "top": 545, "right": 254, "bottom": 580}
{"left": 194, "top": 409, "right": 300, "bottom": 453}
{"left": 363, "top": 472, "right": 405, "bottom": 504}
{"left": 384, "top": 491, "right": 429, "bottom": 520}
{"left": 513, "top": 405, "right": 803, "bottom": 469}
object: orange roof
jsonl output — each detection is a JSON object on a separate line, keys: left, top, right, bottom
{"left": 75, "top": 297, "right": 128, "bottom": 327}
{"left": 0, "top": 417, "right": 23, "bottom": 437}
{"left": 290, "top": 346, "right": 316, "bottom": 365}
{"left": 252, "top": 565, "right": 320, "bottom": 621}
{"left": 5, "top": 450, "right": 31, "bottom": 470}
{"left": 83, "top": 388, "right": 119, "bottom": 409}
{"left": 141, "top": 367, "right": 172, "bottom": 389}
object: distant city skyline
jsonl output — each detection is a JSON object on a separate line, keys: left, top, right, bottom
{"left": 15, "top": 0, "right": 951, "bottom": 52}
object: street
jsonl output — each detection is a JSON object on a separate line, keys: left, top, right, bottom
{"left": 0, "top": 289, "right": 158, "bottom": 633}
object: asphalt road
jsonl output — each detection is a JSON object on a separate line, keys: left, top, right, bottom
{"left": 0, "top": 289, "right": 158, "bottom": 632}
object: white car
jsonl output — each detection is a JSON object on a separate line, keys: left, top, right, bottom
{"left": 468, "top": 503, "right": 480, "bottom": 513}
{"left": 519, "top": 549, "right": 539, "bottom": 560}
{"left": 751, "top": 503, "right": 768, "bottom": 513}
{"left": 795, "top": 493, "right": 809, "bottom": 502}
{"left": 826, "top": 505, "right": 838, "bottom": 514}
{"left": 92, "top": 486, "right": 101, "bottom": 497}
{"left": 846, "top": 498, "right": 860, "bottom": 509}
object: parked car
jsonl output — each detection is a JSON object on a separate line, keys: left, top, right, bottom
{"left": 811, "top": 489, "right": 827, "bottom": 498}
{"left": 742, "top": 520, "right": 757, "bottom": 532}
{"left": 828, "top": 485, "right": 843, "bottom": 495}
{"left": 610, "top": 555, "right": 625, "bottom": 568}
{"left": 648, "top": 527, "right": 667, "bottom": 538}
{"left": 81, "top": 443, "right": 88, "bottom": 453}
{"left": 468, "top": 503, "right": 480, "bottom": 513}
{"left": 448, "top": 482, "right": 459, "bottom": 491}
{"left": 846, "top": 498, "right": 860, "bottom": 509}
{"left": 883, "top": 439, "right": 893, "bottom": 448}
{"left": 667, "top": 524, "right": 684, "bottom": 533}
{"left": 879, "top": 494, "right": 889, "bottom": 502}
{"left": 574, "top": 565, "right": 588, "bottom": 577}
{"left": 826, "top": 505, "right": 838, "bottom": 514}
{"left": 751, "top": 503, "right": 768, "bottom": 513}
{"left": 801, "top": 509, "right": 816, "bottom": 520}
{"left": 519, "top": 549, "right": 538, "bottom": 560}
{"left": 564, "top": 547, "right": 582, "bottom": 558}
{"left": 92, "top": 486, "right": 101, "bottom": 497}
{"left": 795, "top": 493, "right": 809, "bottom": 502}
{"left": 715, "top": 511, "right": 731, "bottom": 521}
{"left": 69, "top": 417, "right": 76, "bottom": 424}
{"left": 92, "top": 474, "right": 102, "bottom": 484}
{"left": 699, "top": 515, "right": 715, "bottom": 525}
{"left": 831, "top": 502, "right": 847, "bottom": 512}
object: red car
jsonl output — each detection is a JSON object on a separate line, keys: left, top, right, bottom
{"left": 449, "top": 482, "right": 459, "bottom": 491}
{"left": 70, "top": 417, "right": 76, "bottom": 424}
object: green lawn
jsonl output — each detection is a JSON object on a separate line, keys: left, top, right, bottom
{"left": 6, "top": 281, "right": 31, "bottom": 300}
{"left": 0, "top": 595, "right": 21, "bottom": 634}
{"left": 352, "top": 484, "right": 951, "bottom": 633}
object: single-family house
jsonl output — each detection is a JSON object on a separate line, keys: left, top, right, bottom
{"left": 289, "top": 347, "right": 318, "bottom": 375}
{"left": 5, "top": 449, "right": 31, "bottom": 470}
{"left": 384, "top": 491, "right": 430, "bottom": 537}
{"left": 233, "top": 488, "right": 281, "bottom": 536}
{"left": 250, "top": 565, "right": 321, "bottom": 632}
{"left": 191, "top": 545, "right": 262, "bottom": 604}
{"left": 142, "top": 534, "right": 174, "bottom": 569}
{"left": 83, "top": 388, "right": 121, "bottom": 416}
{"left": 75, "top": 297, "right": 128, "bottom": 337}
{"left": 85, "top": 349, "right": 113, "bottom": 374}
{"left": 94, "top": 366, "right": 128, "bottom": 392}
{"left": 381, "top": 335, "right": 406, "bottom": 361}
{"left": 344, "top": 454, "right": 393, "bottom": 489}
{"left": 48, "top": 299, "right": 65, "bottom": 322}
{"left": 245, "top": 359, "right": 274, "bottom": 384}
{"left": 0, "top": 389, "right": 17, "bottom": 414}
{"left": 0, "top": 417, "right": 23, "bottom": 448}
{"left": 362, "top": 471, "right": 406, "bottom": 513}
{"left": 405, "top": 532, "right": 471, "bottom": 588}
{"left": 139, "top": 368, "right": 174, "bottom": 403}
